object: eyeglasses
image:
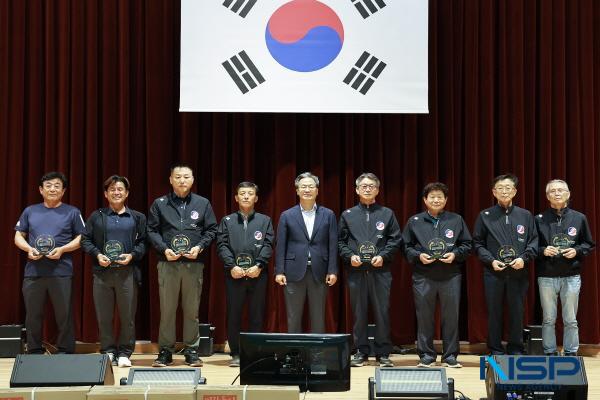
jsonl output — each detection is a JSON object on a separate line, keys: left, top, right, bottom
{"left": 358, "top": 184, "right": 378, "bottom": 191}
{"left": 299, "top": 185, "right": 316, "bottom": 190}
{"left": 493, "top": 186, "right": 515, "bottom": 192}
{"left": 548, "top": 188, "right": 569, "bottom": 195}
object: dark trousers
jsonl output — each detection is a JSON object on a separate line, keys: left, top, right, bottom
{"left": 93, "top": 268, "right": 138, "bottom": 358}
{"left": 413, "top": 273, "right": 461, "bottom": 360}
{"left": 283, "top": 267, "right": 327, "bottom": 333}
{"left": 483, "top": 269, "right": 529, "bottom": 354}
{"left": 22, "top": 276, "right": 75, "bottom": 353}
{"left": 225, "top": 272, "right": 267, "bottom": 356}
{"left": 347, "top": 270, "right": 392, "bottom": 357}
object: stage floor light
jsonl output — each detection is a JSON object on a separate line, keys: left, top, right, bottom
{"left": 120, "top": 368, "right": 205, "bottom": 386}
{"left": 368, "top": 367, "right": 454, "bottom": 399}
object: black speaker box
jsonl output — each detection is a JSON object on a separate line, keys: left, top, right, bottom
{"left": 199, "top": 323, "right": 214, "bottom": 356}
{"left": 10, "top": 354, "right": 114, "bottom": 387}
{"left": 367, "top": 324, "right": 376, "bottom": 357}
{"left": 0, "top": 325, "right": 24, "bottom": 358}
{"left": 523, "top": 324, "right": 544, "bottom": 355}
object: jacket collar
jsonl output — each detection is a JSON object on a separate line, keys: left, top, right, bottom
{"left": 358, "top": 202, "right": 380, "bottom": 211}
{"left": 236, "top": 209, "right": 256, "bottom": 222}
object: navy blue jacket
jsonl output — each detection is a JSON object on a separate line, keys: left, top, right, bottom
{"left": 473, "top": 204, "right": 538, "bottom": 277}
{"left": 535, "top": 207, "right": 595, "bottom": 277}
{"left": 275, "top": 204, "right": 338, "bottom": 282}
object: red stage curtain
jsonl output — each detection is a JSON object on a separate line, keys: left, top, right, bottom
{"left": 1, "top": 0, "right": 599, "bottom": 347}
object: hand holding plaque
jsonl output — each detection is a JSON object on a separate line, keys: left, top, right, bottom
{"left": 426, "top": 238, "right": 446, "bottom": 260}
{"left": 551, "top": 233, "right": 572, "bottom": 257}
{"left": 34, "top": 234, "right": 56, "bottom": 256}
{"left": 235, "top": 253, "right": 255, "bottom": 270}
{"left": 170, "top": 234, "right": 192, "bottom": 255}
{"left": 497, "top": 245, "right": 517, "bottom": 269}
{"left": 104, "top": 240, "right": 125, "bottom": 264}
{"left": 358, "top": 242, "right": 378, "bottom": 264}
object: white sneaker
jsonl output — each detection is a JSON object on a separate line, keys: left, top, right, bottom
{"left": 117, "top": 356, "right": 132, "bottom": 368}
{"left": 106, "top": 353, "right": 117, "bottom": 366}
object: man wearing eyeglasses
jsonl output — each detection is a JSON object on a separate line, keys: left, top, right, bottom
{"left": 338, "top": 173, "right": 402, "bottom": 367}
{"left": 275, "top": 172, "right": 338, "bottom": 333}
{"left": 473, "top": 173, "right": 538, "bottom": 355}
{"left": 535, "top": 179, "right": 595, "bottom": 356}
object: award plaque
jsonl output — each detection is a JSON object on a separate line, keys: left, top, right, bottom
{"left": 358, "top": 242, "right": 378, "bottom": 263}
{"left": 235, "top": 253, "right": 255, "bottom": 270}
{"left": 551, "top": 233, "right": 572, "bottom": 254}
{"left": 427, "top": 237, "right": 447, "bottom": 259}
{"left": 170, "top": 234, "right": 191, "bottom": 254}
{"left": 34, "top": 234, "right": 55, "bottom": 255}
{"left": 104, "top": 240, "right": 124, "bottom": 262}
{"left": 497, "top": 245, "right": 517, "bottom": 266}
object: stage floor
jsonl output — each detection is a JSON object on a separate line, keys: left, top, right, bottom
{"left": 1, "top": 353, "right": 599, "bottom": 399}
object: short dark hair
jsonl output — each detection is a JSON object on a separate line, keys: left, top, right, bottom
{"left": 422, "top": 182, "right": 448, "bottom": 198}
{"left": 355, "top": 173, "right": 381, "bottom": 188}
{"left": 39, "top": 172, "right": 68, "bottom": 189}
{"left": 237, "top": 181, "right": 259, "bottom": 194}
{"left": 103, "top": 175, "right": 130, "bottom": 191}
{"left": 493, "top": 173, "right": 518, "bottom": 188}
{"left": 170, "top": 163, "right": 194, "bottom": 174}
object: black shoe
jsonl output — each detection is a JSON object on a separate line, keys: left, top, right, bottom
{"left": 379, "top": 356, "right": 394, "bottom": 367}
{"left": 152, "top": 349, "right": 173, "bottom": 367}
{"left": 350, "top": 352, "right": 366, "bottom": 367}
{"left": 564, "top": 351, "right": 578, "bottom": 356}
{"left": 230, "top": 354, "right": 240, "bottom": 367}
{"left": 105, "top": 352, "right": 118, "bottom": 366}
{"left": 545, "top": 352, "right": 560, "bottom": 356}
{"left": 417, "top": 356, "right": 435, "bottom": 368}
{"left": 184, "top": 347, "right": 203, "bottom": 367}
{"left": 441, "top": 356, "right": 462, "bottom": 368}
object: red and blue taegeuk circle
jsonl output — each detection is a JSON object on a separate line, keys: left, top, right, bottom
{"left": 265, "top": 0, "right": 344, "bottom": 72}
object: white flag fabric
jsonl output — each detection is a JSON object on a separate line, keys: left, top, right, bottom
{"left": 180, "top": 0, "right": 428, "bottom": 113}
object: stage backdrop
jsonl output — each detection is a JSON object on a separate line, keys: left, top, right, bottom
{"left": 1, "top": 0, "right": 599, "bottom": 348}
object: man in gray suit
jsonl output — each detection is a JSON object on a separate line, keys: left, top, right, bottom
{"left": 275, "top": 172, "right": 338, "bottom": 333}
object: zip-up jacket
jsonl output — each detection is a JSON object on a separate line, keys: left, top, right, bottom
{"left": 81, "top": 207, "right": 147, "bottom": 273}
{"left": 338, "top": 202, "right": 402, "bottom": 272}
{"left": 473, "top": 204, "right": 538, "bottom": 277}
{"left": 216, "top": 210, "right": 274, "bottom": 272}
{"left": 402, "top": 211, "right": 472, "bottom": 280}
{"left": 147, "top": 192, "right": 217, "bottom": 262}
{"left": 535, "top": 207, "right": 595, "bottom": 277}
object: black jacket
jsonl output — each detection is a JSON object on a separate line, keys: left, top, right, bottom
{"left": 473, "top": 204, "right": 538, "bottom": 277}
{"left": 147, "top": 192, "right": 217, "bottom": 262}
{"left": 338, "top": 202, "right": 402, "bottom": 272}
{"left": 217, "top": 210, "right": 274, "bottom": 271}
{"left": 402, "top": 211, "right": 472, "bottom": 280}
{"left": 535, "top": 207, "right": 595, "bottom": 277}
{"left": 81, "top": 207, "right": 147, "bottom": 273}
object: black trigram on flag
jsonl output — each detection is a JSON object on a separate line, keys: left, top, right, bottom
{"left": 351, "top": 0, "right": 386, "bottom": 19}
{"left": 343, "top": 51, "right": 387, "bottom": 95}
{"left": 222, "top": 0, "right": 258, "bottom": 18}
{"left": 222, "top": 51, "right": 265, "bottom": 94}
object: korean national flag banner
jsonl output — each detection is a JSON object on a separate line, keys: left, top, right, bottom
{"left": 180, "top": 0, "right": 428, "bottom": 113}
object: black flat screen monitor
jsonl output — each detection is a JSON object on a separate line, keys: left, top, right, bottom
{"left": 239, "top": 332, "right": 351, "bottom": 392}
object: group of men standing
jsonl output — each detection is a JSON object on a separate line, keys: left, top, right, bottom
{"left": 13, "top": 169, "right": 594, "bottom": 370}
